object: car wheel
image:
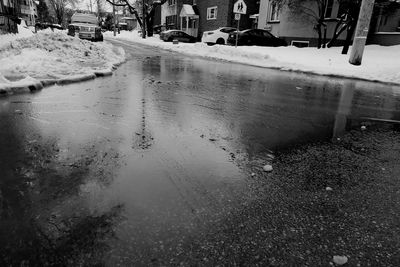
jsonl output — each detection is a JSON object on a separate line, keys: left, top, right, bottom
{"left": 167, "top": 37, "right": 173, "bottom": 42}
{"left": 206, "top": 42, "right": 215, "bottom": 46}
{"left": 216, "top": 38, "right": 225, "bottom": 45}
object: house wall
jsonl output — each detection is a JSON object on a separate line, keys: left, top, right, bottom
{"left": 195, "top": 0, "right": 231, "bottom": 34}
{"left": 258, "top": 0, "right": 347, "bottom": 47}
{"left": 373, "top": 9, "right": 400, "bottom": 32}
{"left": 367, "top": 7, "right": 400, "bottom": 45}
{"left": 161, "top": 1, "right": 178, "bottom": 27}
{"left": 20, "top": 0, "right": 36, "bottom": 26}
{"left": 0, "top": 0, "right": 19, "bottom": 33}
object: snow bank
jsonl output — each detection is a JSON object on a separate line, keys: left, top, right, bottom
{"left": 0, "top": 30, "right": 125, "bottom": 94}
{"left": 105, "top": 30, "right": 400, "bottom": 85}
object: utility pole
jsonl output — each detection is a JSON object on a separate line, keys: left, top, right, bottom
{"left": 142, "top": 0, "right": 146, "bottom": 38}
{"left": 349, "top": 0, "right": 375, "bottom": 65}
{"left": 113, "top": 0, "right": 116, "bottom": 36}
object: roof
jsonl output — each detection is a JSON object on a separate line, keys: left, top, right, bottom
{"left": 180, "top": 4, "right": 199, "bottom": 17}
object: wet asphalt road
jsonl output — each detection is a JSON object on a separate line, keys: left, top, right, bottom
{"left": 1, "top": 39, "right": 400, "bottom": 266}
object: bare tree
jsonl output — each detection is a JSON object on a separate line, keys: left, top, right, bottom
{"left": 48, "top": 0, "right": 80, "bottom": 26}
{"left": 105, "top": 0, "right": 167, "bottom": 37}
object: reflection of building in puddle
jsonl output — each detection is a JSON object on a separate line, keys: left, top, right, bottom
{"left": 332, "top": 81, "right": 400, "bottom": 138}
{"left": 332, "top": 81, "right": 355, "bottom": 138}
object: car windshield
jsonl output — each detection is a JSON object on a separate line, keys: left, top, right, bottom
{"left": 80, "top": 26, "right": 94, "bottom": 32}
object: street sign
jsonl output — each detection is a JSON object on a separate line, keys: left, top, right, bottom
{"left": 235, "top": 13, "right": 241, "bottom": 20}
{"left": 233, "top": 0, "right": 247, "bottom": 14}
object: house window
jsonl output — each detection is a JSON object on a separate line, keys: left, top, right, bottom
{"left": 207, "top": 6, "right": 217, "bottom": 20}
{"left": 324, "top": 0, "right": 334, "bottom": 18}
{"left": 269, "top": 2, "right": 279, "bottom": 21}
{"left": 166, "top": 15, "right": 177, "bottom": 29}
{"left": 168, "top": 0, "right": 176, "bottom": 5}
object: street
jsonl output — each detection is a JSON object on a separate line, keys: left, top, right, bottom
{"left": 1, "top": 39, "right": 400, "bottom": 266}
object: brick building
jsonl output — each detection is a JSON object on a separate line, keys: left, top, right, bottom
{"left": 195, "top": 0, "right": 259, "bottom": 35}
{"left": 161, "top": 0, "right": 259, "bottom": 39}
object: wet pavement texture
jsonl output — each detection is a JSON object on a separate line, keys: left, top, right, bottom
{"left": 1, "top": 40, "right": 400, "bottom": 266}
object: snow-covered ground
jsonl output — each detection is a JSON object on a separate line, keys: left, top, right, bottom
{"left": 105, "top": 30, "right": 400, "bottom": 85}
{"left": 0, "top": 28, "right": 125, "bottom": 94}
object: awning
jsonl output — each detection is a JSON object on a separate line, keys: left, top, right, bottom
{"left": 180, "top": 4, "right": 199, "bottom": 18}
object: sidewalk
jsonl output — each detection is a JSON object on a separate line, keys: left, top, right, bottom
{"left": 105, "top": 30, "right": 400, "bottom": 86}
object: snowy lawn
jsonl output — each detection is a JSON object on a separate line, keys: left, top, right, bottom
{"left": 0, "top": 28, "right": 125, "bottom": 94}
{"left": 105, "top": 30, "right": 400, "bottom": 85}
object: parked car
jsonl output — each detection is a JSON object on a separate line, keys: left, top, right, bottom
{"left": 159, "top": 30, "right": 196, "bottom": 43}
{"left": 227, "top": 29, "right": 287, "bottom": 47}
{"left": 201, "top": 27, "right": 237, "bottom": 45}
{"left": 68, "top": 23, "right": 103, "bottom": 42}
{"left": 67, "top": 13, "right": 103, "bottom": 42}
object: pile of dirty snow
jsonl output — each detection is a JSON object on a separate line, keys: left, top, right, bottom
{"left": 0, "top": 30, "right": 125, "bottom": 93}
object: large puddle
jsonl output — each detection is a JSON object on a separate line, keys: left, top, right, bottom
{"left": 1, "top": 42, "right": 400, "bottom": 265}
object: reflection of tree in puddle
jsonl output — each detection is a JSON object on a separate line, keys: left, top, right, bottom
{"left": 0, "top": 132, "right": 124, "bottom": 265}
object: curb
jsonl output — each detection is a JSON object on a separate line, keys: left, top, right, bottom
{"left": 57, "top": 73, "right": 96, "bottom": 85}
{"left": 0, "top": 62, "right": 124, "bottom": 97}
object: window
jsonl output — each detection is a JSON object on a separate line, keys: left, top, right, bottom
{"left": 269, "top": 2, "right": 280, "bottom": 21}
{"left": 168, "top": 0, "right": 176, "bottom": 5}
{"left": 324, "top": 0, "right": 334, "bottom": 18}
{"left": 166, "top": 15, "right": 177, "bottom": 28}
{"left": 207, "top": 6, "right": 217, "bottom": 20}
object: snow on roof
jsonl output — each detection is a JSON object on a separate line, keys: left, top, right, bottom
{"left": 180, "top": 4, "right": 199, "bottom": 17}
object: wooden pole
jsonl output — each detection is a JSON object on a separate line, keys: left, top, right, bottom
{"left": 142, "top": 0, "right": 146, "bottom": 38}
{"left": 113, "top": 0, "right": 116, "bottom": 36}
{"left": 349, "top": 0, "right": 375, "bottom": 65}
{"left": 235, "top": 14, "right": 240, "bottom": 48}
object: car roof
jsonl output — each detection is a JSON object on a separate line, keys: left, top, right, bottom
{"left": 163, "top": 30, "right": 183, "bottom": 33}
{"left": 69, "top": 23, "right": 99, "bottom": 27}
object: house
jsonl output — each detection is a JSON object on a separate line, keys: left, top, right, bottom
{"left": 196, "top": 0, "right": 259, "bottom": 35}
{"left": 161, "top": 0, "right": 199, "bottom": 37}
{"left": 118, "top": 17, "right": 137, "bottom": 30}
{"left": 20, "top": 0, "right": 37, "bottom": 26}
{"left": 0, "top": 0, "right": 20, "bottom": 33}
{"left": 161, "top": 0, "right": 259, "bottom": 39}
{"left": 257, "top": 0, "right": 347, "bottom": 47}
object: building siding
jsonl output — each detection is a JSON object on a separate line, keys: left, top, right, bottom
{"left": 258, "top": 0, "right": 347, "bottom": 47}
